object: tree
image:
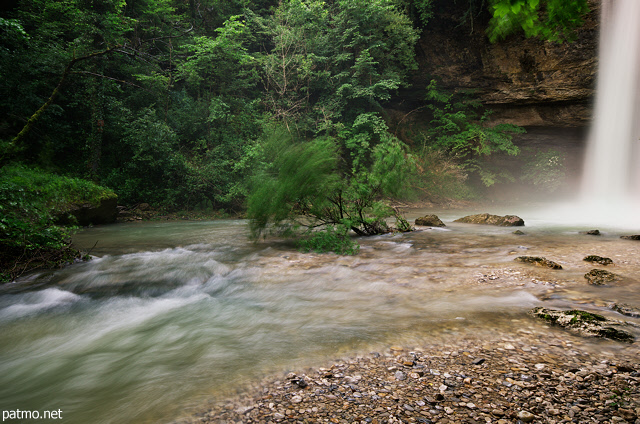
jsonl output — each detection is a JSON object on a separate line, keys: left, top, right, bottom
{"left": 174, "top": 15, "right": 262, "bottom": 208}
{"left": 246, "top": 0, "right": 420, "bottom": 245}
{"left": 251, "top": 0, "right": 419, "bottom": 135}
{"left": 487, "top": 0, "right": 590, "bottom": 43}
{"left": 247, "top": 125, "right": 414, "bottom": 240}
{"left": 3, "top": 0, "right": 192, "bottom": 160}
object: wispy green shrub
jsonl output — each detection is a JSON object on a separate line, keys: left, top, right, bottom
{"left": 247, "top": 121, "right": 416, "bottom": 242}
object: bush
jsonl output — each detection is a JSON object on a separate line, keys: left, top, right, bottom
{"left": 297, "top": 225, "right": 360, "bottom": 255}
{"left": 247, "top": 122, "right": 415, "bottom": 241}
{"left": 0, "top": 164, "right": 113, "bottom": 282}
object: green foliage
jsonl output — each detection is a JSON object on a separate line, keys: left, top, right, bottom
{"left": 487, "top": 0, "right": 590, "bottom": 43}
{"left": 0, "top": 164, "right": 114, "bottom": 282}
{"left": 102, "top": 108, "right": 188, "bottom": 207}
{"left": 393, "top": 213, "right": 414, "bottom": 232}
{"left": 3, "top": 0, "right": 424, "bottom": 217}
{"left": 0, "top": 17, "right": 29, "bottom": 50}
{"left": 424, "top": 80, "right": 525, "bottom": 187}
{"left": 247, "top": 121, "right": 415, "bottom": 241}
{"left": 247, "top": 120, "right": 412, "bottom": 237}
{"left": 413, "top": 146, "right": 478, "bottom": 201}
{"left": 245, "top": 0, "right": 420, "bottom": 246}
{"left": 169, "top": 15, "right": 262, "bottom": 209}
{"left": 298, "top": 225, "right": 360, "bottom": 255}
{"left": 409, "top": 0, "right": 435, "bottom": 27}
{"left": 252, "top": 0, "right": 419, "bottom": 133}
{"left": 247, "top": 128, "right": 340, "bottom": 237}
{"left": 1, "top": 164, "right": 116, "bottom": 211}
{"left": 520, "top": 148, "right": 565, "bottom": 192}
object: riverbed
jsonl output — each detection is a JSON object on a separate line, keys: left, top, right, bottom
{"left": 0, "top": 208, "right": 639, "bottom": 423}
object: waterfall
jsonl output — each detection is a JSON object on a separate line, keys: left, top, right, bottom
{"left": 580, "top": 0, "right": 640, "bottom": 221}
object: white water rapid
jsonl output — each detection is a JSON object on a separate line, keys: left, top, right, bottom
{"left": 579, "top": 0, "right": 640, "bottom": 225}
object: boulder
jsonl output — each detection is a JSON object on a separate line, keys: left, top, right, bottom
{"left": 620, "top": 235, "right": 640, "bottom": 240}
{"left": 584, "top": 269, "right": 619, "bottom": 285}
{"left": 55, "top": 196, "right": 118, "bottom": 226}
{"left": 415, "top": 214, "right": 446, "bottom": 227}
{"left": 454, "top": 213, "right": 524, "bottom": 227}
{"left": 530, "top": 307, "right": 634, "bottom": 343}
{"left": 610, "top": 303, "right": 640, "bottom": 318}
{"left": 514, "top": 256, "right": 562, "bottom": 269}
{"left": 583, "top": 255, "right": 613, "bottom": 265}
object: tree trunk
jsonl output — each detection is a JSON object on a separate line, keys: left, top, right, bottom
{"left": 11, "top": 46, "right": 121, "bottom": 147}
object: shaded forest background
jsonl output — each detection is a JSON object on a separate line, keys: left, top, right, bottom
{"left": 0, "top": 0, "right": 591, "bottom": 279}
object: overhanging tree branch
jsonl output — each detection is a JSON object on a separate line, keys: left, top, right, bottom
{"left": 71, "top": 71, "right": 147, "bottom": 91}
{"left": 11, "top": 45, "right": 122, "bottom": 147}
{"left": 10, "top": 25, "right": 194, "bottom": 147}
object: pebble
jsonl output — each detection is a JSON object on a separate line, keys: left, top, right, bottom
{"left": 517, "top": 410, "right": 535, "bottom": 422}
{"left": 176, "top": 331, "right": 640, "bottom": 424}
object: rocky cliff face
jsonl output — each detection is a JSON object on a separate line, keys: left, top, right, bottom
{"left": 408, "top": 0, "right": 600, "bottom": 127}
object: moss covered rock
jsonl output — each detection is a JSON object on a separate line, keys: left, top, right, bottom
{"left": 583, "top": 255, "right": 613, "bottom": 265}
{"left": 584, "top": 269, "right": 619, "bottom": 285}
{"left": 530, "top": 307, "right": 634, "bottom": 343}
{"left": 514, "top": 256, "right": 562, "bottom": 269}
{"left": 414, "top": 214, "right": 446, "bottom": 227}
{"left": 454, "top": 213, "right": 524, "bottom": 227}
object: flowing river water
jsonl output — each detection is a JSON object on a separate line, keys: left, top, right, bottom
{"left": 1, "top": 208, "right": 639, "bottom": 423}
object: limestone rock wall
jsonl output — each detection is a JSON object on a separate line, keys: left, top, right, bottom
{"left": 407, "top": 0, "right": 600, "bottom": 127}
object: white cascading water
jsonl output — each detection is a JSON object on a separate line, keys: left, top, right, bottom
{"left": 579, "top": 0, "right": 640, "bottom": 226}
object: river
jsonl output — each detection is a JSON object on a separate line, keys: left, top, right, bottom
{"left": 1, "top": 208, "right": 639, "bottom": 423}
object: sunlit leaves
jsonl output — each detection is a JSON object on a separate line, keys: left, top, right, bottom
{"left": 487, "top": 0, "right": 589, "bottom": 43}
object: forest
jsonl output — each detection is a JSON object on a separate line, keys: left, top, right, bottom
{"left": 0, "top": 0, "right": 590, "bottom": 281}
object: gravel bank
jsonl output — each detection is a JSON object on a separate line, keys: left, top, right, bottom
{"left": 176, "top": 326, "right": 640, "bottom": 424}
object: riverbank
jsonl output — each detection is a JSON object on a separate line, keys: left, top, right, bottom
{"left": 175, "top": 327, "right": 640, "bottom": 424}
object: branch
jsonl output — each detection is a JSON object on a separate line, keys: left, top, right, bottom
{"left": 10, "top": 25, "right": 194, "bottom": 147}
{"left": 393, "top": 105, "right": 427, "bottom": 137}
{"left": 71, "top": 71, "right": 146, "bottom": 90}
{"left": 11, "top": 44, "right": 122, "bottom": 146}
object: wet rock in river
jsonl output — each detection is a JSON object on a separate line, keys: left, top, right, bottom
{"left": 454, "top": 213, "right": 524, "bottom": 227}
{"left": 620, "top": 234, "right": 640, "bottom": 240}
{"left": 513, "top": 230, "right": 525, "bottom": 235}
{"left": 584, "top": 269, "right": 619, "bottom": 285}
{"left": 514, "top": 256, "right": 562, "bottom": 269}
{"left": 530, "top": 307, "right": 634, "bottom": 342}
{"left": 610, "top": 303, "right": 640, "bottom": 318}
{"left": 583, "top": 255, "right": 613, "bottom": 265}
{"left": 585, "top": 229, "right": 601, "bottom": 235}
{"left": 414, "top": 214, "right": 446, "bottom": 227}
